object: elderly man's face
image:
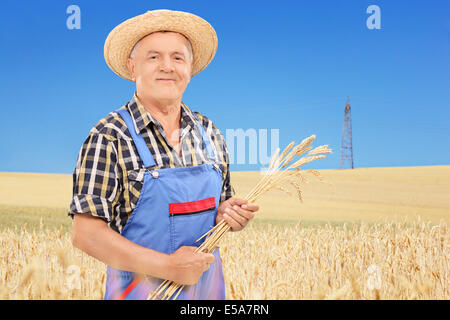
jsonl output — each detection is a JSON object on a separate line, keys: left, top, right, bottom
{"left": 127, "top": 31, "right": 193, "bottom": 103}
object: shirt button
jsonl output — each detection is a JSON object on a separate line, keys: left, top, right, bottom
{"left": 152, "top": 171, "right": 159, "bottom": 179}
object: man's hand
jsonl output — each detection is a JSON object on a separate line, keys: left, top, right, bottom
{"left": 167, "top": 246, "right": 215, "bottom": 285}
{"left": 216, "top": 197, "right": 259, "bottom": 232}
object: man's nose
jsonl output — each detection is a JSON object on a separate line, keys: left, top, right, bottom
{"left": 159, "top": 56, "right": 174, "bottom": 72}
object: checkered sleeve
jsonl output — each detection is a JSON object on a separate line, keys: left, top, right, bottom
{"left": 67, "top": 133, "right": 120, "bottom": 222}
{"left": 207, "top": 120, "right": 235, "bottom": 203}
{"left": 220, "top": 141, "right": 236, "bottom": 202}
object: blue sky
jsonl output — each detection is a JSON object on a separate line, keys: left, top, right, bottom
{"left": 0, "top": 0, "right": 448, "bottom": 173}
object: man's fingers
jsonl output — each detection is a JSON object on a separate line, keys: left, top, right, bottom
{"left": 233, "top": 205, "right": 255, "bottom": 220}
{"left": 199, "top": 253, "right": 214, "bottom": 271}
{"left": 223, "top": 211, "right": 242, "bottom": 231}
{"left": 221, "top": 199, "right": 259, "bottom": 232}
{"left": 203, "top": 253, "right": 215, "bottom": 264}
{"left": 231, "top": 197, "right": 248, "bottom": 206}
{"left": 226, "top": 208, "right": 248, "bottom": 226}
{"left": 242, "top": 203, "right": 259, "bottom": 212}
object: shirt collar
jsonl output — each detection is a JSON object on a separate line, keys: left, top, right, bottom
{"left": 126, "top": 92, "right": 198, "bottom": 137}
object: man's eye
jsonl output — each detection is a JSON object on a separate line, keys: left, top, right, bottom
{"left": 150, "top": 56, "right": 157, "bottom": 59}
{"left": 175, "top": 57, "right": 183, "bottom": 60}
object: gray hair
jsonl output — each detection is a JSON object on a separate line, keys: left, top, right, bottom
{"left": 129, "top": 31, "right": 193, "bottom": 63}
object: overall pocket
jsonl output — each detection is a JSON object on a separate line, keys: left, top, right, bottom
{"left": 169, "top": 197, "right": 217, "bottom": 251}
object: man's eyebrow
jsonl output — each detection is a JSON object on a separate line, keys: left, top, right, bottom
{"left": 146, "top": 50, "right": 186, "bottom": 56}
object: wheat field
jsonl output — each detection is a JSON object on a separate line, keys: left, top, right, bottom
{"left": 0, "top": 218, "right": 448, "bottom": 299}
{"left": 0, "top": 166, "right": 449, "bottom": 299}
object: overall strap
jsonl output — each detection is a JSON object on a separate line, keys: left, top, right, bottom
{"left": 191, "top": 112, "right": 216, "bottom": 161}
{"left": 116, "top": 107, "right": 156, "bottom": 168}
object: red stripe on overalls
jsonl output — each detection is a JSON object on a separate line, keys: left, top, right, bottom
{"left": 169, "top": 197, "right": 215, "bottom": 215}
{"left": 117, "top": 277, "right": 141, "bottom": 300}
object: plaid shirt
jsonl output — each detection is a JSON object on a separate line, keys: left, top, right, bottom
{"left": 68, "top": 93, "right": 235, "bottom": 233}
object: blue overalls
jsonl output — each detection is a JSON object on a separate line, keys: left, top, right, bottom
{"left": 104, "top": 106, "right": 226, "bottom": 300}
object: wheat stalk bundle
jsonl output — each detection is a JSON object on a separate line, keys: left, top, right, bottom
{"left": 148, "top": 134, "right": 332, "bottom": 300}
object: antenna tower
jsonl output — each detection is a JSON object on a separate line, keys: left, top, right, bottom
{"left": 340, "top": 97, "right": 354, "bottom": 169}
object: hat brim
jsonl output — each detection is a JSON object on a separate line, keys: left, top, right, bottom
{"left": 104, "top": 9, "right": 218, "bottom": 81}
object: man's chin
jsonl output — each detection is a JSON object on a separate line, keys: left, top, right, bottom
{"left": 152, "top": 95, "right": 181, "bottom": 103}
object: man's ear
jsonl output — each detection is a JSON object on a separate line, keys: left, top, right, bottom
{"left": 126, "top": 58, "right": 136, "bottom": 81}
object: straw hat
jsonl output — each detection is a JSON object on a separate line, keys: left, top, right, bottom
{"left": 104, "top": 9, "right": 218, "bottom": 81}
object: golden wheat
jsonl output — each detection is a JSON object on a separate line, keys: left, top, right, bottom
{"left": 0, "top": 217, "right": 447, "bottom": 299}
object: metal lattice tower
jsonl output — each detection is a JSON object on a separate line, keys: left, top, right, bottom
{"left": 340, "top": 97, "right": 354, "bottom": 169}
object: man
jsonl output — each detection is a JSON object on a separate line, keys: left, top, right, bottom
{"left": 68, "top": 9, "right": 259, "bottom": 300}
